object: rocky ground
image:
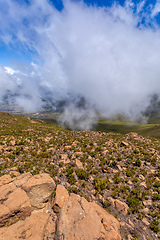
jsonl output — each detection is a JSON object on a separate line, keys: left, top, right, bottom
{"left": 0, "top": 112, "right": 159, "bottom": 239}
{"left": 0, "top": 173, "right": 121, "bottom": 239}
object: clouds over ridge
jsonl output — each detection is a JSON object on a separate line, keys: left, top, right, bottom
{"left": 0, "top": 0, "right": 160, "bottom": 129}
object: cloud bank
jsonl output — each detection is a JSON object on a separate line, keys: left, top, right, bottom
{"left": 0, "top": 0, "right": 160, "bottom": 129}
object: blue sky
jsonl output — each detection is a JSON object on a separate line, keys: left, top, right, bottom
{"left": 52, "top": 0, "right": 157, "bottom": 9}
{"left": 0, "top": 0, "right": 160, "bottom": 66}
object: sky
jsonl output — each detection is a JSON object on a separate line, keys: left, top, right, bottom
{"left": 1, "top": 0, "right": 160, "bottom": 66}
{"left": 0, "top": 0, "right": 160, "bottom": 129}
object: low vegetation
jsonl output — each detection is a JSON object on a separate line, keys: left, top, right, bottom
{"left": 0, "top": 112, "right": 159, "bottom": 239}
{"left": 94, "top": 119, "right": 160, "bottom": 139}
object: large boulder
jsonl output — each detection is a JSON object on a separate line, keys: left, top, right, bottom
{"left": 0, "top": 175, "right": 121, "bottom": 240}
{"left": 114, "top": 199, "right": 129, "bottom": 216}
{"left": 22, "top": 173, "right": 56, "bottom": 208}
{"left": 0, "top": 212, "right": 55, "bottom": 240}
{"left": 0, "top": 186, "right": 31, "bottom": 227}
{"left": 107, "top": 197, "right": 129, "bottom": 216}
{"left": 54, "top": 185, "right": 121, "bottom": 240}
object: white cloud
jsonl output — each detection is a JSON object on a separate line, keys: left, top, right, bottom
{"left": 151, "top": 1, "right": 160, "bottom": 17}
{"left": 4, "top": 67, "right": 15, "bottom": 75}
{"left": 0, "top": 0, "right": 160, "bottom": 129}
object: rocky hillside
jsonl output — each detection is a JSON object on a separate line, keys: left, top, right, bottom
{"left": 0, "top": 112, "right": 159, "bottom": 239}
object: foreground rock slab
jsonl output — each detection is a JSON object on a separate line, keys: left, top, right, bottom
{"left": 0, "top": 174, "right": 121, "bottom": 240}
{"left": 54, "top": 185, "right": 121, "bottom": 240}
{"left": 0, "top": 212, "right": 55, "bottom": 240}
{"left": 0, "top": 185, "right": 31, "bottom": 227}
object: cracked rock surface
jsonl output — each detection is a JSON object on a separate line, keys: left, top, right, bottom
{"left": 0, "top": 173, "right": 121, "bottom": 240}
{"left": 56, "top": 192, "right": 121, "bottom": 240}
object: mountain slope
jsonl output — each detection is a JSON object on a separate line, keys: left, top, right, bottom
{"left": 0, "top": 112, "right": 159, "bottom": 239}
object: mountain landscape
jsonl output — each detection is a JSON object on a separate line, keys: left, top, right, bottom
{"left": 1, "top": 0, "right": 160, "bottom": 239}
{"left": 0, "top": 111, "right": 159, "bottom": 239}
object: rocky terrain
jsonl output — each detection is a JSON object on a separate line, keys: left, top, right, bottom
{"left": 0, "top": 173, "right": 121, "bottom": 239}
{"left": 0, "top": 112, "right": 159, "bottom": 239}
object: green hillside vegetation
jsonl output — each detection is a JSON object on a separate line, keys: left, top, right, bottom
{"left": 94, "top": 120, "right": 160, "bottom": 139}
{"left": 0, "top": 112, "right": 159, "bottom": 239}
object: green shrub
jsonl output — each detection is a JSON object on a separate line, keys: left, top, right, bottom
{"left": 10, "top": 173, "right": 16, "bottom": 178}
{"left": 66, "top": 167, "right": 74, "bottom": 177}
{"left": 90, "top": 169, "right": 99, "bottom": 175}
{"left": 67, "top": 174, "right": 76, "bottom": 185}
{"left": 94, "top": 178, "right": 107, "bottom": 192}
{"left": 0, "top": 165, "right": 4, "bottom": 171}
{"left": 133, "top": 177, "right": 139, "bottom": 183}
{"left": 81, "top": 182, "right": 86, "bottom": 188}
{"left": 126, "top": 170, "right": 134, "bottom": 178}
{"left": 59, "top": 162, "right": 64, "bottom": 167}
{"left": 134, "top": 149, "right": 139, "bottom": 154}
{"left": 113, "top": 174, "right": 121, "bottom": 184}
{"left": 75, "top": 169, "right": 89, "bottom": 180}
{"left": 150, "top": 220, "right": 160, "bottom": 233}
{"left": 127, "top": 196, "right": 141, "bottom": 213}
{"left": 153, "top": 180, "right": 160, "bottom": 188}
{"left": 103, "top": 199, "right": 112, "bottom": 209}
{"left": 32, "top": 169, "right": 39, "bottom": 175}
{"left": 17, "top": 166, "right": 24, "bottom": 174}
{"left": 110, "top": 160, "right": 117, "bottom": 167}
{"left": 50, "top": 172, "right": 55, "bottom": 178}
{"left": 68, "top": 186, "right": 79, "bottom": 194}
{"left": 135, "top": 159, "right": 141, "bottom": 167}
{"left": 152, "top": 193, "right": 160, "bottom": 200}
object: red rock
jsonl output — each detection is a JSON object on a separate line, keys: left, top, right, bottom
{"left": 0, "top": 174, "right": 122, "bottom": 239}
{"left": 52, "top": 184, "right": 69, "bottom": 213}
{"left": 75, "top": 159, "right": 83, "bottom": 169}
{"left": 56, "top": 193, "right": 121, "bottom": 240}
{"left": 0, "top": 188, "right": 31, "bottom": 227}
{"left": 114, "top": 199, "right": 129, "bottom": 216}
{"left": 142, "top": 218, "right": 150, "bottom": 226}
{"left": 0, "top": 182, "right": 17, "bottom": 201}
{"left": 0, "top": 204, "right": 10, "bottom": 226}
{"left": 0, "top": 175, "right": 13, "bottom": 187}
{"left": 0, "top": 212, "right": 55, "bottom": 240}
{"left": 22, "top": 173, "right": 56, "bottom": 209}
{"left": 107, "top": 197, "right": 129, "bottom": 216}
{"left": 13, "top": 172, "right": 32, "bottom": 187}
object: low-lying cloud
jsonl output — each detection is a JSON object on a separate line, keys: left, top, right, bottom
{"left": 0, "top": 0, "right": 160, "bottom": 129}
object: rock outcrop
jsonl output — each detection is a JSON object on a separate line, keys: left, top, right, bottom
{"left": 0, "top": 212, "right": 56, "bottom": 240}
{"left": 0, "top": 173, "right": 121, "bottom": 240}
{"left": 22, "top": 173, "right": 56, "bottom": 208}
{"left": 107, "top": 197, "right": 129, "bottom": 216}
{"left": 55, "top": 188, "right": 121, "bottom": 240}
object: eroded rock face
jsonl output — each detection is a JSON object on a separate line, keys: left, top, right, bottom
{"left": 13, "top": 172, "right": 32, "bottom": 187}
{"left": 54, "top": 185, "right": 121, "bottom": 240}
{"left": 0, "top": 173, "right": 56, "bottom": 231}
{"left": 0, "top": 174, "right": 121, "bottom": 240}
{"left": 52, "top": 184, "right": 69, "bottom": 213}
{"left": 0, "top": 184, "right": 31, "bottom": 227}
{"left": 22, "top": 173, "right": 56, "bottom": 208}
{"left": 56, "top": 193, "right": 102, "bottom": 240}
{"left": 0, "top": 212, "right": 55, "bottom": 240}
{"left": 0, "top": 175, "right": 13, "bottom": 186}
